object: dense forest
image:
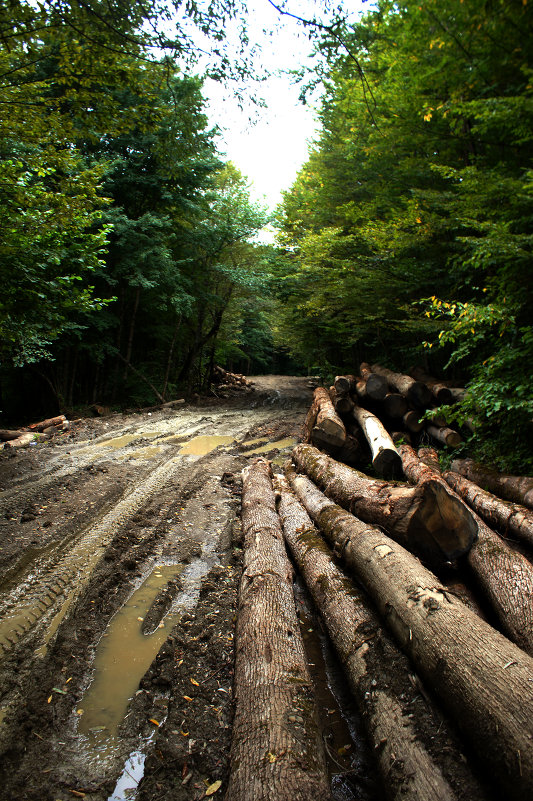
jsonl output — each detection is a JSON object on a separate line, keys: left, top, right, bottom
{"left": 1, "top": 0, "right": 532, "bottom": 471}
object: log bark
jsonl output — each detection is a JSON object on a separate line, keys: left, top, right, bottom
{"left": 285, "top": 468, "right": 533, "bottom": 801}
{"left": 409, "top": 368, "right": 454, "bottom": 405}
{"left": 5, "top": 432, "right": 45, "bottom": 448}
{"left": 351, "top": 406, "right": 402, "bottom": 479}
{"left": 334, "top": 374, "right": 357, "bottom": 394}
{"left": 291, "top": 444, "right": 477, "bottom": 564}
{"left": 275, "top": 473, "right": 488, "bottom": 801}
{"left": 310, "top": 387, "right": 346, "bottom": 450}
{"left": 444, "top": 471, "right": 533, "bottom": 550}
{"left": 359, "top": 362, "right": 388, "bottom": 401}
{"left": 0, "top": 429, "right": 27, "bottom": 441}
{"left": 28, "top": 414, "right": 66, "bottom": 431}
{"left": 225, "top": 458, "right": 331, "bottom": 801}
{"left": 382, "top": 392, "right": 408, "bottom": 419}
{"left": 427, "top": 424, "right": 463, "bottom": 448}
{"left": 403, "top": 410, "right": 424, "bottom": 433}
{"left": 371, "top": 363, "right": 432, "bottom": 409}
{"left": 333, "top": 392, "right": 354, "bottom": 415}
{"left": 399, "top": 445, "right": 533, "bottom": 654}
{"left": 451, "top": 459, "right": 533, "bottom": 509}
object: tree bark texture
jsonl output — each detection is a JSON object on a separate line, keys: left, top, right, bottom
{"left": 275, "top": 474, "right": 489, "bottom": 801}
{"left": 351, "top": 406, "right": 402, "bottom": 479}
{"left": 371, "top": 363, "right": 432, "bottom": 409}
{"left": 426, "top": 424, "right": 463, "bottom": 448}
{"left": 443, "top": 471, "right": 533, "bottom": 550}
{"left": 382, "top": 392, "right": 408, "bottom": 419}
{"left": 399, "top": 445, "right": 533, "bottom": 654}
{"left": 310, "top": 387, "right": 346, "bottom": 450}
{"left": 409, "top": 368, "right": 455, "bottom": 405}
{"left": 291, "top": 444, "right": 477, "bottom": 564}
{"left": 451, "top": 459, "right": 533, "bottom": 509}
{"left": 225, "top": 458, "right": 331, "bottom": 801}
{"left": 284, "top": 468, "right": 533, "bottom": 801}
{"left": 28, "top": 414, "right": 67, "bottom": 431}
{"left": 334, "top": 374, "right": 357, "bottom": 394}
{"left": 359, "top": 362, "right": 388, "bottom": 401}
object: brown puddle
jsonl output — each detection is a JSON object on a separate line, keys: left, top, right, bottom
{"left": 99, "top": 433, "right": 159, "bottom": 450}
{"left": 77, "top": 565, "right": 182, "bottom": 757}
{"left": 178, "top": 434, "right": 234, "bottom": 456}
{"left": 244, "top": 437, "right": 297, "bottom": 456}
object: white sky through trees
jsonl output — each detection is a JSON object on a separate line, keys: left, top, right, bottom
{"left": 202, "top": 1, "right": 371, "bottom": 211}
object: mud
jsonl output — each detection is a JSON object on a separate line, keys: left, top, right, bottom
{"left": 0, "top": 375, "right": 358, "bottom": 801}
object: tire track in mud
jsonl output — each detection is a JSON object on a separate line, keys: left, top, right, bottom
{"left": 0, "top": 452, "right": 187, "bottom": 659}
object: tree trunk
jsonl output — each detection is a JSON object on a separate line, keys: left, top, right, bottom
{"left": 0, "top": 429, "right": 28, "bottom": 441}
{"left": 351, "top": 406, "right": 402, "bottom": 479}
{"left": 451, "top": 459, "right": 533, "bottom": 509}
{"left": 409, "top": 368, "right": 455, "bottom": 405}
{"left": 123, "top": 285, "right": 141, "bottom": 381}
{"left": 443, "top": 470, "right": 533, "bottom": 550}
{"left": 382, "top": 392, "right": 408, "bottom": 419}
{"left": 333, "top": 392, "right": 354, "bottom": 415}
{"left": 225, "top": 458, "right": 331, "bottom": 801}
{"left": 359, "top": 362, "right": 388, "bottom": 401}
{"left": 28, "top": 414, "right": 66, "bottom": 431}
{"left": 291, "top": 444, "right": 477, "bottom": 564}
{"left": 284, "top": 468, "right": 533, "bottom": 801}
{"left": 371, "top": 363, "right": 432, "bottom": 409}
{"left": 275, "top": 474, "right": 489, "bottom": 801}
{"left": 114, "top": 352, "right": 164, "bottom": 403}
{"left": 399, "top": 445, "right": 533, "bottom": 655}
{"left": 427, "top": 424, "right": 463, "bottom": 448}
{"left": 403, "top": 410, "right": 424, "bottom": 433}
{"left": 310, "top": 388, "right": 346, "bottom": 450}
{"left": 334, "top": 374, "right": 356, "bottom": 394}
{"left": 160, "top": 314, "right": 181, "bottom": 401}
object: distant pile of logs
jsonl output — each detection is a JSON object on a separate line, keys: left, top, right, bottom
{"left": 304, "top": 363, "right": 468, "bottom": 482}
{"left": 0, "top": 415, "right": 71, "bottom": 450}
{"left": 211, "top": 364, "right": 255, "bottom": 396}
{"left": 227, "top": 456, "right": 533, "bottom": 801}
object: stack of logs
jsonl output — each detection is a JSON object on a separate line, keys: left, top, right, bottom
{"left": 211, "top": 364, "right": 255, "bottom": 396}
{"left": 225, "top": 366, "right": 533, "bottom": 801}
{"left": 304, "top": 363, "right": 470, "bottom": 482}
{"left": 0, "top": 415, "right": 71, "bottom": 450}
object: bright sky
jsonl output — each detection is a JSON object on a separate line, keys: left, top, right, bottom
{"left": 202, "top": 1, "right": 371, "bottom": 211}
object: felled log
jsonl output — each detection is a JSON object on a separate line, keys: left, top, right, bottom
{"left": 382, "top": 392, "right": 408, "bottom": 419}
{"left": 285, "top": 468, "right": 533, "bottom": 801}
{"left": 409, "top": 368, "right": 454, "bottom": 405}
{"left": 448, "top": 387, "right": 467, "bottom": 402}
{"left": 371, "top": 363, "right": 432, "bottom": 409}
{"left": 333, "top": 392, "right": 354, "bottom": 415}
{"left": 359, "top": 362, "right": 388, "bottom": 401}
{"left": 309, "top": 387, "right": 346, "bottom": 450}
{"left": 276, "top": 473, "right": 487, "bottom": 801}
{"left": 444, "top": 470, "right": 533, "bottom": 550}
{"left": 0, "top": 429, "right": 27, "bottom": 441}
{"left": 28, "top": 414, "right": 66, "bottom": 431}
{"left": 403, "top": 410, "right": 424, "bottom": 433}
{"left": 329, "top": 433, "right": 367, "bottom": 467}
{"left": 351, "top": 406, "right": 402, "bottom": 479}
{"left": 451, "top": 459, "right": 533, "bottom": 509}
{"left": 401, "top": 445, "right": 533, "bottom": 654}
{"left": 225, "top": 459, "right": 331, "bottom": 801}
{"left": 5, "top": 432, "right": 46, "bottom": 448}
{"left": 291, "top": 444, "right": 477, "bottom": 564}
{"left": 427, "top": 424, "right": 463, "bottom": 448}
{"left": 334, "top": 374, "right": 357, "bottom": 394}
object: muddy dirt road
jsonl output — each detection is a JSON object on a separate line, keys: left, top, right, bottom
{"left": 0, "top": 376, "right": 369, "bottom": 801}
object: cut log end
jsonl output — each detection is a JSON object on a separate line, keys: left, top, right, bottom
{"left": 409, "top": 479, "right": 478, "bottom": 562}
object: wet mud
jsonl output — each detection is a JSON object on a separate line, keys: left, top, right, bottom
{"left": 0, "top": 375, "right": 342, "bottom": 801}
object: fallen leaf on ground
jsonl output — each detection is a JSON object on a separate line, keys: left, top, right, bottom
{"left": 205, "top": 780, "right": 222, "bottom": 796}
